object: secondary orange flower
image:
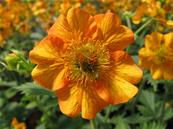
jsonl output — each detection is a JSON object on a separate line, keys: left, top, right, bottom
{"left": 139, "top": 32, "right": 173, "bottom": 80}
{"left": 11, "top": 118, "right": 26, "bottom": 129}
{"left": 132, "top": 0, "right": 173, "bottom": 28}
{"left": 30, "top": 8, "right": 142, "bottom": 119}
{"left": 132, "top": 0, "right": 163, "bottom": 24}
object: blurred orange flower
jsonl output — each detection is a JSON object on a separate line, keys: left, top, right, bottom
{"left": 132, "top": 0, "right": 163, "bottom": 24}
{"left": 132, "top": 0, "right": 173, "bottom": 28}
{"left": 83, "top": 3, "right": 97, "bottom": 15}
{"left": 98, "top": 0, "right": 138, "bottom": 14}
{"left": 11, "top": 118, "right": 26, "bottom": 129}
{"left": 0, "top": 0, "right": 31, "bottom": 43}
{"left": 59, "top": 0, "right": 82, "bottom": 14}
{"left": 30, "top": 8, "right": 142, "bottom": 119}
{"left": 6, "top": 0, "right": 16, "bottom": 5}
{"left": 139, "top": 32, "right": 173, "bottom": 80}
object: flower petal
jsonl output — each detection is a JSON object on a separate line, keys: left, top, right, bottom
{"left": 56, "top": 84, "right": 82, "bottom": 117}
{"left": 94, "top": 13, "right": 121, "bottom": 36}
{"left": 53, "top": 67, "right": 69, "bottom": 91}
{"left": 132, "top": 4, "right": 147, "bottom": 24}
{"left": 138, "top": 57, "right": 152, "bottom": 69}
{"left": 112, "top": 51, "right": 143, "bottom": 84}
{"left": 138, "top": 47, "right": 154, "bottom": 58}
{"left": 163, "top": 67, "right": 173, "bottom": 80}
{"left": 166, "top": 20, "right": 173, "bottom": 28}
{"left": 164, "top": 32, "right": 173, "bottom": 49}
{"left": 94, "top": 13, "right": 134, "bottom": 51}
{"left": 48, "top": 7, "right": 96, "bottom": 42}
{"left": 82, "top": 87, "right": 107, "bottom": 119}
{"left": 32, "top": 63, "right": 63, "bottom": 89}
{"left": 96, "top": 76, "right": 138, "bottom": 105}
{"left": 151, "top": 64, "right": 163, "bottom": 80}
{"left": 145, "top": 32, "right": 163, "bottom": 50}
{"left": 29, "top": 36, "right": 65, "bottom": 65}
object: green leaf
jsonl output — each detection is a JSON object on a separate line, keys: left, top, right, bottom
{"left": 139, "top": 90, "right": 155, "bottom": 115}
{"left": 36, "top": 124, "right": 46, "bottom": 129}
{"left": 137, "top": 122, "right": 166, "bottom": 129}
{"left": 14, "top": 82, "right": 55, "bottom": 97}
{"left": 110, "top": 116, "right": 131, "bottom": 129}
{"left": 125, "top": 114, "right": 151, "bottom": 124}
{"left": 163, "top": 106, "right": 173, "bottom": 121}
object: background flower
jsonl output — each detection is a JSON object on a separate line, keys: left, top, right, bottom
{"left": 139, "top": 32, "right": 173, "bottom": 80}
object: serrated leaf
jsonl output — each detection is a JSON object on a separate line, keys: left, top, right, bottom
{"left": 111, "top": 116, "right": 131, "bottom": 129}
{"left": 137, "top": 122, "right": 166, "bottom": 129}
{"left": 36, "top": 124, "right": 46, "bottom": 129}
{"left": 14, "top": 82, "right": 55, "bottom": 97}
{"left": 139, "top": 90, "right": 155, "bottom": 114}
{"left": 163, "top": 107, "right": 173, "bottom": 121}
{"left": 125, "top": 114, "right": 151, "bottom": 124}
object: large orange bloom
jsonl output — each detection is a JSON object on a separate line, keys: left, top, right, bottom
{"left": 139, "top": 32, "right": 173, "bottom": 80}
{"left": 29, "top": 8, "right": 142, "bottom": 119}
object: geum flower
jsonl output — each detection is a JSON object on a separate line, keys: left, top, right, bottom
{"left": 132, "top": 0, "right": 161, "bottom": 24}
{"left": 139, "top": 32, "right": 173, "bottom": 80}
{"left": 30, "top": 8, "right": 142, "bottom": 119}
{"left": 11, "top": 117, "right": 26, "bottom": 129}
{"left": 132, "top": 0, "right": 173, "bottom": 28}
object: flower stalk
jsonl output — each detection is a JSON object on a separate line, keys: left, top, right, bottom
{"left": 135, "top": 18, "right": 153, "bottom": 35}
{"left": 90, "top": 119, "right": 97, "bottom": 129}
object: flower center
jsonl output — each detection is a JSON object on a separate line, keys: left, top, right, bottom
{"left": 155, "top": 48, "right": 166, "bottom": 63}
{"left": 66, "top": 42, "right": 110, "bottom": 82}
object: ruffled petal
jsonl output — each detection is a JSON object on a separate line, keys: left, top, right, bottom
{"left": 96, "top": 76, "right": 138, "bottom": 105}
{"left": 56, "top": 84, "right": 83, "bottom": 117}
{"left": 29, "top": 36, "right": 65, "bottom": 65}
{"left": 145, "top": 32, "right": 163, "bottom": 50}
{"left": 151, "top": 64, "right": 163, "bottom": 80}
{"left": 112, "top": 51, "right": 143, "bottom": 84}
{"left": 164, "top": 32, "right": 173, "bottom": 49}
{"left": 166, "top": 20, "right": 173, "bottom": 28}
{"left": 163, "top": 67, "right": 173, "bottom": 80}
{"left": 138, "top": 57, "right": 152, "bottom": 69}
{"left": 32, "top": 63, "right": 63, "bottom": 89}
{"left": 57, "top": 82, "right": 108, "bottom": 119}
{"left": 132, "top": 4, "right": 146, "bottom": 24}
{"left": 82, "top": 87, "right": 108, "bottom": 119}
{"left": 48, "top": 7, "right": 96, "bottom": 42}
{"left": 138, "top": 47, "right": 154, "bottom": 58}
{"left": 94, "top": 13, "right": 121, "bottom": 37}
{"left": 53, "top": 67, "right": 69, "bottom": 91}
{"left": 94, "top": 13, "right": 134, "bottom": 51}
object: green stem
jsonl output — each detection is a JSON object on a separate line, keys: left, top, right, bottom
{"left": 0, "top": 61, "right": 8, "bottom": 69}
{"left": 129, "top": 78, "right": 146, "bottom": 111}
{"left": 125, "top": 15, "right": 132, "bottom": 29}
{"left": 160, "top": 82, "right": 168, "bottom": 122}
{"left": 104, "top": 105, "right": 112, "bottom": 122}
{"left": 135, "top": 19, "right": 153, "bottom": 35}
{"left": 90, "top": 119, "right": 97, "bottom": 129}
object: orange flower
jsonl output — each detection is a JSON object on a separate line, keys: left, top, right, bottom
{"left": 6, "top": 0, "right": 16, "bottom": 5}
{"left": 29, "top": 8, "right": 142, "bottom": 119}
{"left": 132, "top": 0, "right": 164, "bottom": 24}
{"left": 139, "top": 32, "right": 173, "bottom": 80}
{"left": 83, "top": 3, "right": 97, "bottom": 15}
{"left": 162, "top": 0, "right": 173, "bottom": 13}
{"left": 59, "top": 0, "right": 82, "bottom": 14}
{"left": 11, "top": 118, "right": 26, "bottom": 129}
{"left": 98, "top": 0, "right": 138, "bottom": 13}
{"left": 132, "top": 0, "right": 173, "bottom": 28}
